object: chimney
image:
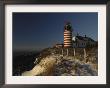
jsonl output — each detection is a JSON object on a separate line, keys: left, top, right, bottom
{"left": 85, "top": 35, "right": 86, "bottom": 37}
{"left": 77, "top": 33, "right": 79, "bottom": 36}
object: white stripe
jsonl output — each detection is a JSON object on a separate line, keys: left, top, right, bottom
{"left": 64, "top": 38, "right": 72, "bottom": 40}
{"left": 64, "top": 40, "right": 72, "bottom": 42}
{"left": 64, "top": 31, "right": 71, "bottom": 33}
{"left": 64, "top": 45, "right": 72, "bottom": 46}
{"left": 64, "top": 33, "right": 72, "bottom": 35}
{"left": 64, "top": 42, "right": 72, "bottom": 43}
{"left": 64, "top": 42, "right": 72, "bottom": 45}
{"left": 64, "top": 35, "right": 72, "bottom": 37}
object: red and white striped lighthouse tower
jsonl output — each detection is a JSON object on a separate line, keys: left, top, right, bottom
{"left": 64, "top": 22, "right": 73, "bottom": 48}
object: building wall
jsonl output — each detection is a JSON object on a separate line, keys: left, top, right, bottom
{"left": 73, "top": 39, "right": 97, "bottom": 48}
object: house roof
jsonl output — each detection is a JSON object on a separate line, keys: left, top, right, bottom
{"left": 73, "top": 35, "right": 95, "bottom": 42}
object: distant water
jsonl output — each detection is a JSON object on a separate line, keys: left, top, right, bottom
{"left": 13, "top": 50, "right": 40, "bottom": 76}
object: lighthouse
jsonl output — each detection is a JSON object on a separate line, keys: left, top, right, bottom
{"left": 64, "top": 22, "right": 73, "bottom": 48}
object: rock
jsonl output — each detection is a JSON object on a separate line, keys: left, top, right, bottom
{"left": 22, "top": 56, "right": 56, "bottom": 76}
{"left": 70, "top": 70, "right": 76, "bottom": 75}
{"left": 22, "top": 53, "right": 98, "bottom": 76}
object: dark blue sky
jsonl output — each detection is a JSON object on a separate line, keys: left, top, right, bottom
{"left": 13, "top": 12, "right": 98, "bottom": 51}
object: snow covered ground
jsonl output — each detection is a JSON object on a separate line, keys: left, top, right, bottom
{"left": 22, "top": 54, "right": 98, "bottom": 76}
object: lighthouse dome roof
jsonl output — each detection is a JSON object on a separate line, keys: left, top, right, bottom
{"left": 64, "top": 22, "right": 72, "bottom": 31}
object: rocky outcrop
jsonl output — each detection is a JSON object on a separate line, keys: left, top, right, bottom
{"left": 53, "top": 56, "right": 97, "bottom": 76}
{"left": 22, "top": 56, "right": 56, "bottom": 76}
{"left": 22, "top": 47, "right": 98, "bottom": 76}
{"left": 22, "top": 55, "right": 97, "bottom": 76}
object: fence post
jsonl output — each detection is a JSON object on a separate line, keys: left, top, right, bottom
{"left": 67, "top": 48, "right": 68, "bottom": 56}
{"left": 62, "top": 48, "right": 63, "bottom": 56}
{"left": 84, "top": 48, "right": 87, "bottom": 62}
{"left": 74, "top": 48, "right": 75, "bottom": 56}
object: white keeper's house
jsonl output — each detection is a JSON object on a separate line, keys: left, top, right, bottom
{"left": 72, "top": 34, "right": 97, "bottom": 48}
